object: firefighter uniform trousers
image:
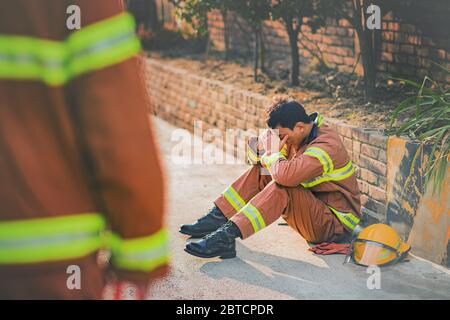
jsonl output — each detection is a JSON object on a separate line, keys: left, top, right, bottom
{"left": 215, "top": 165, "right": 344, "bottom": 243}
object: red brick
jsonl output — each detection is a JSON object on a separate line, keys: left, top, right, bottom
{"left": 382, "top": 43, "right": 400, "bottom": 53}
{"left": 361, "top": 144, "right": 380, "bottom": 159}
{"left": 382, "top": 31, "right": 394, "bottom": 41}
{"left": 359, "top": 155, "right": 387, "bottom": 176}
{"left": 437, "top": 49, "right": 447, "bottom": 60}
{"left": 352, "top": 128, "right": 370, "bottom": 144}
{"left": 368, "top": 185, "right": 387, "bottom": 203}
{"left": 406, "top": 35, "right": 421, "bottom": 45}
{"left": 378, "top": 176, "right": 387, "bottom": 190}
{"left": 334, "top": 47, "right": 354, "bottom": 57}
{"left": 360, "top": 168, "right": 378, "bottom": 185}
{"left": 378, "top": 150, "right": 387, "bottom": 163}
{"left": 357, "top": 180, "right": 370, "bottom": 195}
{"left": 381, "top": 52, "right": 394, "bottom": 62}
{"left": 400, "top": 45, "right": 415, "bottom": 54}
{"left": 337, "top": 65, "right": 353, "bottom": 73}
{"left": 338, "top": 19, "right": 351, "bottom": 27}
{"left": 388, "top": 22, "right": 400, "bottom": 31}
{"left": 236, "top": 119, "right": 246, "bottom": 129}
{"left": 368, "top": 134, "right": 387, "bottom": 149}
{"left": 337, "top": 124, "right": 354, "bottom": 138}
{"left": 361, "top": 195, "right": 387, "bottom": 213}
{"left": 343, "top": 137, "right": 353, "bottom": 152}
{"left": 352, "top": 152, "right": 360, "bottom": 165}
{"left": 353, "top": 140, "right": 361, "bottom": 154}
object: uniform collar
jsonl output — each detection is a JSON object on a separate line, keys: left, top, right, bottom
{"left": 301, "top": 112, "right": 321, "bottom": 146}
{"left": 306, "top": 123, "right": 318, "bottom": 144}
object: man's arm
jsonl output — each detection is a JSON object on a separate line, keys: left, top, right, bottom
{"left": 261, "top": 141, "right": 334, "bottom": 187}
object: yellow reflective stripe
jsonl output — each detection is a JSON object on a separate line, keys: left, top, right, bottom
{"left": 0, "top": 213, "right": 106, "bottom": 264}
{"left": 316, "top": 113, "right": 324, "bottom": 127}
{"left": 301, "top": 160, "right": 355, "bottom": 188}
{"left": 261, "top": 152, "right": 286, "bottom": 169}
{"left": 223, "top": 185, "right": 246, "bottom": 212}
{"left": 109, "top": 228, "right": 170, "bottom": 272}
{"left": 328, "top": 206, "right": 360, "bottom": 231}
{"left": 0, "top": 12, "right": 140, "bottom": 86}
{"left": 0, "top": 36, "right": 69, "bottom": 85}
{"left": 303, "top": 146, "right": 334, "bottom": 174}
{"left": 240, "top": 203, "right": 266, "bottom": 233}
{"left": 280, "top": 144, "right": 289, "bottom": 157}
{"left": 68, "top": 13, "right": 140, "bottom": 77}
{"left": 247, "top": 148, "right": 260, "bottom": 164}
{"left": 309, "top": 112, "right": 324, "bottom": 127}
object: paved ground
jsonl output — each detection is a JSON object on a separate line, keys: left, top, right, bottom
{"left": 148, "top": 117, "right": 450, "bottom": 300}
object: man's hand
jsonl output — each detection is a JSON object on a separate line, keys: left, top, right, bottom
{"left": 259, "top": 129, "right": 288, "bottom": 153}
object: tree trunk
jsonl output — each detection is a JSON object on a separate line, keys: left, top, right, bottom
{"left": 353, "top": 0, "right": 376, "bottom": 101}
{"left": 202, "top": 12, "right": 210, "bottom": 60}
{"left": 285, "top": 19, "right": 300, "bottom": 86}
{"left": 259, "top": 27, "right": 268, "bottom": 74}
{"left": 204, "top": 33, "right": 211, "bottom": 61}
{"left": 148, "top": 0, "right": 160, "bottom": 31}
{"left": 253, "top": 27, "right": 259, "bottom": 82}
{"left": 221, "top": 9, "right": 230, "bottom": 61}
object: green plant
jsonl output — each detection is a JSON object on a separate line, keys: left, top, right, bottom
{"left": 389, "top": 64, "right": 450, "bottom": 195}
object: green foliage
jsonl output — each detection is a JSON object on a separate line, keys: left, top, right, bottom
{"left": 272, "top": 0, "right": 325, "bottom": 32}
{"left": 171, "top": 0, "right": 213, "bottom": 36}
{"left": 389, "top": 64, "right": 450, "bottom": 195}
{"left": 226, "top": 0, "right": 271, "bottom": 29}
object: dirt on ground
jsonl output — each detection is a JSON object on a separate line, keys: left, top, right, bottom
{"left": 146, "top": 33, "right": 416, "bottom": 130}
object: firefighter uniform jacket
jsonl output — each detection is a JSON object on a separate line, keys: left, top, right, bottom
{"left": 0, "top": 0, "right": 168, "bottom": 299}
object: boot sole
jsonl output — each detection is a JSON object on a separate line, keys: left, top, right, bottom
{"left": 179, "top": 229, "right": 212, "bottom": 238}
{"left": 184, "top": 248, "right": 236, "bottom": 259}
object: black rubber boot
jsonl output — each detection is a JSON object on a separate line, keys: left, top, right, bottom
{"left": 184, "top": 221, "right": 241, "bottom": 259}
{"left": 179, "top": 205, "right": 227, "bottom": 238}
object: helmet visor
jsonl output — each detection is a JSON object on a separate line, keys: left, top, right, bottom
{"left": 353, "top": 240, "right": 398, "bottom": 266}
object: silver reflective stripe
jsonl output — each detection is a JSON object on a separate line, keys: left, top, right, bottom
{"left": 327, "top": 163, "right": 354, "bottom": 178}
{"left": 0, "top": 53, "right": 65, "bottom": 69}
{"left": 305, "top": 148, "right": 331, "bottom": 173}
{"left": 0, "top": 231, "right": 100, "bottom": 249}
{"left": 243, "top": 205, "right": 263, "bottom": 231}
{"left": 224, "top": 189, "right": 245, "bottom": 210}
{"left": 72, "top": 31, "right": 134, "bottom": 59}
{"left": 304, "top": 161, "right": 354, "bottom": 185}
{"left": 329, "top": 206, "right": 360, "bottom": 231}
{"left": 335, "top": 211, "right": 358, "bottom": 228}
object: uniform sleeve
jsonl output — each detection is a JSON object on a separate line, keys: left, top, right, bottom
{"left": 66, "top": 1, "right": 168, "bottom": 284}
{"left": 261, "top": 142, "right": 334, "bottom": 187}
{"left": 247, "top": 136, "right": 289, "bottom": 165}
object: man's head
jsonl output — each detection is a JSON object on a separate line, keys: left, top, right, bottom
{"left": 266, "top": 98, "right": 313, "bottom": 147}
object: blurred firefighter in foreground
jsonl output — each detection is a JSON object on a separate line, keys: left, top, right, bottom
{"left": 0, "top": 0, "right": 168, "bottom": 299}
{"left": 181, "top": 98, "right": 361, "bottom": 259}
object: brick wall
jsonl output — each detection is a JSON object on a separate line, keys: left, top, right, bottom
{"left": 147, "top": 57, "right": 389, "bottom": 225}
{"left": 207, "top": 1, "right": 450, "bottom": 83}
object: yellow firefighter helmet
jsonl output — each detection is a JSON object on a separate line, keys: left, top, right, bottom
{"left": 351, "top": 223, "right": 411, "bottom": 266}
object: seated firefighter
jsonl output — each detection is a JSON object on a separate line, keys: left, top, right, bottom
{"left": 180, "top": 98, "right": 361, "bottom": 259}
